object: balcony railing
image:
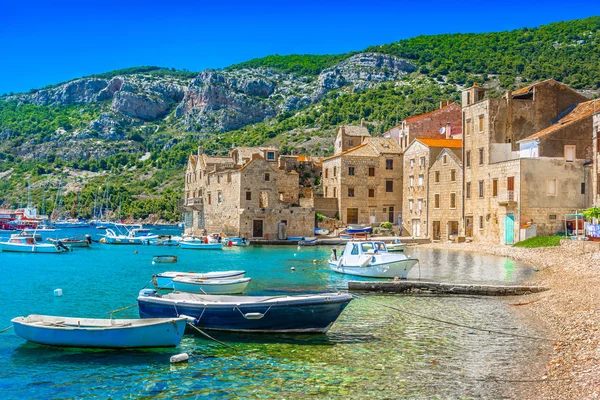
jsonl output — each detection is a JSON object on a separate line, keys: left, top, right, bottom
{"left": 498, "top": 190, "right": 517, "bottom": 205}
{"left": 185, "top": 197, "right": 203, "bottom": 206}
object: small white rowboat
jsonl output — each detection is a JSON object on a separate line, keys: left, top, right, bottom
{"left": 152, "top": 270, "right": 246, "bottom": 289}
{"left": 172, "top": 277, "right": 252, "bottom": 294}
{"left": 11, "top": 315, "right": 187, "bottom": 348}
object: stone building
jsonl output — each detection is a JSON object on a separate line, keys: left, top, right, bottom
{"left": 429, "top": 149, "right": 463, "bottom": 241}
{"left": 384, "top": 101, "right": 463, "bottom": 151}
{"left": 322, "top": 133, "right": 403, "bottom": 225}
{"left": 333, "top": 121, "right": 371, "bottom": 155}
{"left": 402, "top": 138, "right": 462, "bottom": 237}
{"left": 462, "top": 80, "right": 594, "bottom": 244}
{"left": 182, "top": 146, "right": 314, "bottom": 239}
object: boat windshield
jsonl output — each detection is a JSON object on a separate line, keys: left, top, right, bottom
{"left": 361, "top": 243, "right": 374, "bottom": 253}
{"left": 375, "top": 242, "right": 387, "bottom": 252}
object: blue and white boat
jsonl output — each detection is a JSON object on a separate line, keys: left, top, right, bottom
{"left": 11, "top": 314, "right": 187, "bottom": 348}
{"left": 225, "top": 237, "right": 250, "bottom": 247}
{"left": 298, "top": 237, "right": 318, "bottom": 246}
{"left": 180, "top": 237, "right": 222, "bottom": 250}
{"left": 172, "top": 277, "right": 252, "bottom": 294}
{"left": 314, "top": 228, "right": 329, "bottom": 236}
{"left": 346, "top": 225, "right": 372, "bottom": 234}
{"left": 328, "top": 241, "right": 418, "bottom": 279}
{"left": 138, "top": 290, "right": 353, "bottom": 333}
{"left": 153, "top": 270, "right": 246, "bottom": 290}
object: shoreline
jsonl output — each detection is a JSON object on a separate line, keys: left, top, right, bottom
{"left": 418, "top": 240, "right": 600, "bottom": 399}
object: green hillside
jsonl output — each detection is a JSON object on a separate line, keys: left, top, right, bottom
{"left": 1, "top": 17, "right": 599, "bottom": 222}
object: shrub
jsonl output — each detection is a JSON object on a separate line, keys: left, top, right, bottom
{"left": 380, "top": 221, "right": 393, "bottom": 229}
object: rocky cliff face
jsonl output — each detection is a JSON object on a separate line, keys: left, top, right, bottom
{"left": 2, "top": 53, "right": 415, "bottom": 159}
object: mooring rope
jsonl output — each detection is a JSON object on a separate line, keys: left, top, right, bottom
{"left": 0, "top": 326, "right": 13, "bottom": 333}
{"left": 351, "top": 294, "right": 554, "bottom": 341}
{"left": 106, "top": 304, "right": 138, "bottom": 319}
{"left": 186, "top": 323, "right": 237, "bottom": 351}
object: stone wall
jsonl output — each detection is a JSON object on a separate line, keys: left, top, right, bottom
{"left": 300, "top": 196, "right": 339, "bottom": 218}
{"left": 276, "top": 170, "right": 300, "bottom": 204}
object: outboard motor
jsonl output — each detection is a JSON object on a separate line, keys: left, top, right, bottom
{"left": 332, "top": 248, "right": 337, "bottom": 261}
{"left": 86, "top": 234, "right": 92, "bottom": 244}
{"left": 56, "top": 240, "right": 70, "bottom": 252}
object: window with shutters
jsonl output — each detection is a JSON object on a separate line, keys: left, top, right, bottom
{"left": 478, "top": 180, "right": 484, "bottom": 198}
{"left": 466, "top": 182, "right": 471, "bottom": 199}
{"left": 348, "top": 167, "right": 355, "bottom": 176}
{"left": 450, "top": 192, "right": 456, "bottom": 209}
{"left": 348, "top": 187, "right": 355, "bottom": 197}
{"left": 368, "top": 188, "right": 375, "bottom": 198}
{"left": 434, "top": 194, "right": 440, "bottom": 209}
{"left": 435, "top": 171, "right": 440, "bottom": 183}
{"left": 450, "top": 169, "right": 456, "bottom": 182}
{"left": 386, "top": 181, "right": 393, "bottom": 193}
{"left": 368, "top": 167, "right": 375, "bottom": 177}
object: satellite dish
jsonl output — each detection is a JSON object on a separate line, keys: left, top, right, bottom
{"left": 439, "top": 127, "right": 446, "bottom": 135}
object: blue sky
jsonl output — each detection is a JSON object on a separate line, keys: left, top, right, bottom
{"left": 1, "top": 0, "right": 599, "bottom": 94}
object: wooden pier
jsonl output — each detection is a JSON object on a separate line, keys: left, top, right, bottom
{"left": 348, "top": 280, "right": 549, "bottom": 296}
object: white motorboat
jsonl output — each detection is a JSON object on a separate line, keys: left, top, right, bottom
{"left": 0, "top": 233, "right": 69, "bottom": 253}
{"left": 152, "top": 270, "right": 246, "bottom": 289}
{"left": 102, "top": 224, "right": 159, "bottom": 245}
{"left": 180, "top": 236, "right": 222, "bottom": 250}
{"left": 328, "top": 241, "right": 418, "bottom": 279}
{"left": 172, "top": 277, "right": 252, "bottom": 294}
{"left": 386, "top": 240, "right": 406, "bottom": 252}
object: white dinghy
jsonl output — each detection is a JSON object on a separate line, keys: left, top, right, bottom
{"left": 328, "top": 241, "right": 418, "bottom": 279}
{"left": 11, "top": 315, "right": 187, "bottom": 348}
{"left": 152, "top": 270, "right": 246, "bottom": 290}
{"left": 172, "top": 277, "right": 252, "bottom": 294}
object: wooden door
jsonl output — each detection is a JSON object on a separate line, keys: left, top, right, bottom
{"left": 252, "top": 220, "right": 263, "bottom": 238}
{"left": 347, "top": 208, "right": 358, "bottom": 224}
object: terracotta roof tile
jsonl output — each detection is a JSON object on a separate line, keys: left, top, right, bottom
{"left": 416, "top": 138, "right": 463, "bottom": 148}
{"left": 519, "top": 99, "right": 600, "bottom": 141}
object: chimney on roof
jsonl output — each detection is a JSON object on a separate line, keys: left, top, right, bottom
{"left": 445, "top": 122, "right": 452, "bottom": 139}
{"left": 361, "top": 118, "right": 366, "bottom": 127}
{"left": 341, "top": 126, "right": 345, "bottom": 135}
{"left": 440, "top": 100, "right": 448, "bottom": 109}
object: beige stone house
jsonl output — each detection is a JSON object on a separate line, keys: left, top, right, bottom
{"left": 383, "top": 101, "right": 463, "bottom": 151}
{"left": 322, "top": 132, "right": 403, "bottom": 225}
{"left": 462, "top": 80, "right": 593, "bottom": 244}
{"left": 182, "top": 146, "right": 314, "bottom": 239}
{"left": 429, "top": 149, "right": 463, "bottom": 241}
{"left": 402, "top": 138, "right": 462, "bottom": 237}
{"left": 333, "top": 121, "right": 371, "bottom": 155}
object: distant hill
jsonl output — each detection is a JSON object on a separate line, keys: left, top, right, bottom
{"left": 0, "top": 16, "right": 598, "bottom": 222}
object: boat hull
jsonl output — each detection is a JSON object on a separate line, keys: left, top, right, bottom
{"left": 328, "top": 258, "right": 418, "bottom": 279}
{"left": 154, "top": 270, "right": 246, "bottom": 290}
{"left": 12, "top": 316, "right": 186, "bottom": 348}
{"left": 0, "top": 243, "right": 66, "bottom": 253}
{"left": 386, "top": 243, "right": 406, "bottom": 252}
{"left": 172, "top": 278, "right": 251, "bottom": 294}
{"left": 138, "top": 293, "right": 352, "bottom": 333}
{"left": 180, "top": 242, "right": 222, "bottom": 250}
{"left": 103, "top": 236, "right": 146, "bottom": 245}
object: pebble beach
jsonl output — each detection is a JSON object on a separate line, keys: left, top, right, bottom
{"left": 421, "top": 240, "right": 600, "bottom": 399}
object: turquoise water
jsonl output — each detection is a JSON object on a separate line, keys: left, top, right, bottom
{"left": 0, "top": 228, "right": 547, "bottom": 399}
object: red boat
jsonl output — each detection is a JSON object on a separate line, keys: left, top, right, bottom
{"left": 0, "top": 207, "right": 42, "bottom": 231}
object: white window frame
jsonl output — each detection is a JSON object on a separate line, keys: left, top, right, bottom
{"left": 546, "top": 178, "right": 557, "bottom": 196}
{"left": 565, "top": 145, "right": 576, "bottom": 162}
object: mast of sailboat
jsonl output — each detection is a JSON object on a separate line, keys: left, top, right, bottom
{"left": 117, "top": 192, "right": 122, "bottom": 221}
{"left": 104, "top": 180, "right": 110, "bottom": 221}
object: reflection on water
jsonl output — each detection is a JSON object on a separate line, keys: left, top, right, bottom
{"left": 0, "top": 229, "right": 546, "bottom": 398}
